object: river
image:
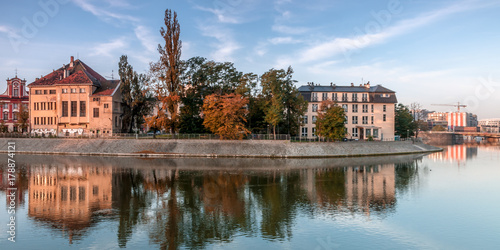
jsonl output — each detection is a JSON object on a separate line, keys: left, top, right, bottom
{"left": 1, "top": 144, "right": 499, "bottom": 249}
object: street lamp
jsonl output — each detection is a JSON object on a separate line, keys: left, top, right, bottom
{"left": 407, "top": 129, "right": 409, "bottom": 139}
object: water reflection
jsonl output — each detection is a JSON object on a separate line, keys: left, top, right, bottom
{"left": 0, "top": 154, "right": 426, "bottom": 249}
{"left": 428, "top": 144, "right": 478, "bottom": 163}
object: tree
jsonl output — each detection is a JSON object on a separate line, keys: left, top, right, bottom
{"left": 260, "top": 66, "right": 307, "bottom": 137}
{"left": 0, "top": 120, "right": 7, "bottom": 133}
{"left": 432, "top": 125, "right": 446, "bottom": 131}
{"left": 315, "top": 100, "right": 347, "bottom": 141}
{"left": 202, "top": 93, "right": 250, "bottom": 140}
{"left": 17, "top": 104, "right": 29, "bottom": 133}
{"left": 119, "top": 55, "right": 154, "bottom": 133}
{"left": 395, "top": 103, "right": 416, "bottom": 138}
{"left": 150, "top": 9, "right": 183, "bottom": 133}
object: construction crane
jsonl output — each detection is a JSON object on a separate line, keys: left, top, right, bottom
{"left": 431, "top": 102, "right": 467, "bottom": 112}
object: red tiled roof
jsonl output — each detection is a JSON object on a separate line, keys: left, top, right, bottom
{"left": 92, "top": 80, "right": 120, "bottom": 96}
{"left": 28, "top": 59, "right": 107, "bottom": 87}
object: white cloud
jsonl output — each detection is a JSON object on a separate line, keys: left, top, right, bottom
{"left": 199, "top": 25, "right": 240, "bottom": 62}
{"left": 298, "top": 2, "right": 483, "bottom": 63}
{"left": 269, "top": 36, "right": 302, "bottom": 45}
{"left": 272, "top": 24, "right": 311, "bottom": 35}
{"left": 90, "top": 38, "right": 128, "bottom": 57}
{"left": 195, "top": 6, "right": 242, "bottom": 24}
{"left": 134, "top": 25, "right": 157, "bottom": 54}
{"left": 73, "top": 0, "right": 139, "bottom": 23}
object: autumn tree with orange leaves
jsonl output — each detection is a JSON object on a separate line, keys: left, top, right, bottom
{"left": 149, "top": 9, "right": 183, "bottom": 133}
{"left": 202, "top": 93, "right": 250, "bottom": 140}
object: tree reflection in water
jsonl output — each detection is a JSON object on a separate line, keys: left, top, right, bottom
{"left": 0, "top": 154, "right": 424, "bottom": 249}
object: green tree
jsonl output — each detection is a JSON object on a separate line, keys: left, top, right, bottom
{"left": 0, "top": 120, "right": 7, "bottom": 133}
{"left": 315, "top": 100, "right": 347, "bottom": 141}
{"left": 395, "top": 103, "right": 416, "bottom": 138}
{"left": 118, "top": 55, "right": 154, "bottom": 133}
{"left": 260, "top": 66, "right": 307, "bottom": 137}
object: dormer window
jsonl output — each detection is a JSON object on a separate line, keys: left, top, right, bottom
{"left": 381, "top": 93, "right": 390, "bottom": 98}
{"left": 13, "top": 88, "right": 18, "bottom": 97}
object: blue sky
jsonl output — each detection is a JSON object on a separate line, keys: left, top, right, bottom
{"left": 1, "top": 0, "right": 499, "bottom": 119}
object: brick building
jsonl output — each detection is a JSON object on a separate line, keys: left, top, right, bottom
{"left": 0, "top": 75, "right": 30, "bottom": 132}
{"left": 28, "top": 57, "right": 122, "bottom": 137}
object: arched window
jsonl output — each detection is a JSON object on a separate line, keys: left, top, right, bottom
{"left": 13, "top": 88, "right": 18, "bottom": 97}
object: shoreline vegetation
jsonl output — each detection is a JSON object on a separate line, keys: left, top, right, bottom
{"left": 0, "top": 138, "right": 442, "bottom": 159}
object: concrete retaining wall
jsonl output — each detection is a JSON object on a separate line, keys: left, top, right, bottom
{"left": 0, "top": 138, "right": 442, "bottom": 158}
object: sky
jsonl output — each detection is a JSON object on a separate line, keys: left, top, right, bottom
{"left": 0, "top": 0, "right": 499, "bottom": 119}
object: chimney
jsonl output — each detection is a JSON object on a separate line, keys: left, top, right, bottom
{"left": 365, "top": 81, "right": 370, "bottom": 88}
{"left": 70, "top": 56, "right": 74, "bottom": 67}
{"left": 351, "top": 83, "right": 354, "bottom": 87}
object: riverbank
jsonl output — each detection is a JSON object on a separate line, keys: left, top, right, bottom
{"left": 0, "top": 138, "right": 442, "bottom": 158}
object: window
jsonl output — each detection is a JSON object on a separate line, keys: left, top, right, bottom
{"left": 312, "top": 93, "right": 318, "bottom": 102}
{"left": 44, "top": 90, "right": 47, "bottom": 94}
{"left": 371, "top": 116, "right": 374, "bottom": 124}
{"left": 93, "top": 97, "right": 100, "bottom": 102}
{"left": 342, "top": 93, "right": 348, "bottom": 101}
{"left": 303, "top": 115, "right": 308, "bottom": 124}
{"left": 352, "top": 116, "right": 358, "bottom": 124}
{"left": 362, "top": 104, "right": 368, "bottom": 113}
{"left": 312, "top": 127, "right": 316, "bottom": 137}
{"left": 80, "top": 88, "right": 86, "bottom": 93}
{"left": 371, "top": 105, "right": 374, "bottom": 113}
{"left": 352, "top": 128, "right": 358, "bottom": 137}
{"left": 49, "top": 90, "right": 56, "bottom": 94}
{"left": 312, "top": 104, "right": 318, "bottom": 112}
{"left": 71, "top": 101, "right": 77, "bottom": 117}
{"left": 322, "top": 93, "right": 328, "bottom": 101}
{"left": 352, "top": 104, "right": 358, "bottom": 113}
{"left": 352, "top": 93, "right": 358, "bottom": 102}
{"left": 13, "top": 103, "right": 18, "bottom": 109}
{"left": 62, "top": 101, "right": 68, "bottom": 117}
{"left": 71, "top": 88, "right": 77, "bottom": 93}
{"left": 80, "top": 101, "right": 86, "bottom": 117}
{"left": 115, "top": 116, "right": 118, "bottom": 127}
{"left": 381, "top": 93, "right": 390, "bottom": 98}
{"left": 342, "top": 104, "right": 348, "bottom": 113}
{"left": 312, "top": 116, "right": 317, "bottom": 124}
{"left": 383, "top": 105, "right": 387, "bottom": 112}
{"left": 35, "top": 90, "right": 42, "bottom": 95}
{"left": 301, "top": 127, "right": 308, "bottom": 137}
{"left": 383, "top": 114, "right": 387, "bottom": 122}
{"left": 362, "top": 116, "right": 368, "bottom": 124}
{"left": 13, "top": 89, "right": 18, "bottom": 97}
{"left": 373, "top": 129, "right": 379, "bottom": 138}
{"left": 366, "top": 129, "right": 371, "bottom": 137}
{"left": 332, "top": 93, "right": 338, "bottom": 101}
{"left": 93, "top": 108, "right": 99, "bottom": 118}
{"left": 362, "top": 93, "right": 368, "bottom": 102}
{"left": 345, "top": 116, "right": 348, "bottom": 124}
{"left": 3, "top": 112, "right": 8, "bottom": 120}
{"left": 62, "top": 89, "right": 68, "bottom": 93}
{"left": 104, "top": 103, "right": 109, "bottom": 109}
{"left": 3, "top": 103, "right": 7, "bottom": 109}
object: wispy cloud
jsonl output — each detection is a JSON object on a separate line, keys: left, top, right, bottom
{"left": 195, "top": 6, "right": 242, "bottom": 24}
{"left": 199, "top": 25, "right": 240, "bottom": 62}
{"left": 269, "top": 36, "right": 302, "bottom": 45}
{"left": 134, "top": 25, "right": 157, "bottom": 54}
{"left": 73, "top": 0, "right": 139, "bottom": 23}
{"left": 298, "top": 2, "right": 486, "bottom": 63}
{"left": 90, "top": 38, "right": 128, "bottom": 57}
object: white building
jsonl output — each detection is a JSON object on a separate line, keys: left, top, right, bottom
{"left": 479, "top": 118, "right": 500, "bottom": 133}
{"left": 298, "top": 82, "right": 397, "bottom": 140}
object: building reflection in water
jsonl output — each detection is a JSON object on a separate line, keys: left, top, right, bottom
{"left": 427, "top": 144, "right": 478, "bottom": 163}
{"left": 28, "top": 163, "right": 112, "bottom": 243}
{"left": 2, "top": 155, "right": 422, "bottom": 248}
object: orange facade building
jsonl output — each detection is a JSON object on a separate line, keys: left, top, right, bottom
{"left": 28, "top": 57, "right": 122, "bottom": 136}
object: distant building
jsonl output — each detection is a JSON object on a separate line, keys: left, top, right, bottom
{"left": 298, "top": 82, "right": 397, "bottom": 140}
{"left": 479, "top": 119, "right": 500, "bottom": 133}
{"left": 0, "top": 75, "right": 29, "bottom": 132}
{"left": 28, "top": 56, "right": 123, "bottom": 137}
{"left": 427, "top": 112, "right": 478, "bottom": 131}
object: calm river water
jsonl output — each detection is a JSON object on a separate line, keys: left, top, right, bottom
{"left": 1, "top": 144, "right": 499, "bottom": 249}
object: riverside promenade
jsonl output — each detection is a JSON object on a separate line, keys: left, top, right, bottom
{"left": 0, "top": 138, "right": 442, "bottom": 158}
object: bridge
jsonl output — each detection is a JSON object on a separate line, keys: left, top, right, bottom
{"left": 420, "top": 131, "right": 500, "bottom": 144}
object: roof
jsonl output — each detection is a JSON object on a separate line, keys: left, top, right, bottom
{"left": 28, "top": 58, "right": 107, "bottom": 87}
{"left": 92, "top": 80, "right": 120, "bottom": 96}
{"left": 298, "top": 84, "right": 396, "bottom": 93}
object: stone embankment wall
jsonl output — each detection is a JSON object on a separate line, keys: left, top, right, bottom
{"left": 0, "top": 138, "right": 442, "bottom": 158}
